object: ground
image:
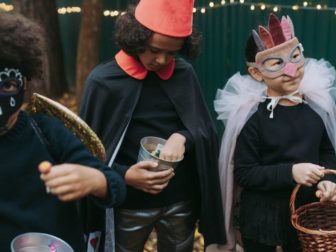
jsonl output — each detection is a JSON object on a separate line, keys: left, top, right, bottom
{"left": 144, "top": 230, "right": 204, "bottom": 252}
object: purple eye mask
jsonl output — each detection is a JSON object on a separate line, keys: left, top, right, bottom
{"left": 254, "top": 38, "right": 305, "bottom": 78}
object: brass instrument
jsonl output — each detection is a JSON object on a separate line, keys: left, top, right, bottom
{"left": 26, "top": 93, "right": 106, "bottom": 162}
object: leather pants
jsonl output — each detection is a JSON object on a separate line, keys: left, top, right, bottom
{"left": 115, "top": 201, "right": 196, "bottom": 252}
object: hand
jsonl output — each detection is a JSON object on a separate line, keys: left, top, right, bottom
{"left": 292, "top": 163, "right": 325, "bottom": 186}
{"left": 39, "top": 163, "right": 107, "bottom": 202}
{"left": 125, "top": 161, "right": 174, "bottom": 194}
{"left": 159, "top": 133, "right": 186, "bottom": 161}
{"left": 316, "top": 180, "right": 336, "bottom": 202}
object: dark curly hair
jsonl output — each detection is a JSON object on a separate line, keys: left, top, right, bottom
{"left": 0, "top": 11, "right": 45, "bottom": 80}
{"left": 245, "top": 33, "right": 259, "bottom": 63}
{"left": 114, "top": 6, "right": 202, "bottom": 59}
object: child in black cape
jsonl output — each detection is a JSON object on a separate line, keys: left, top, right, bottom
{"left": 80, "top": 0, "right": 226, "bottom": 251}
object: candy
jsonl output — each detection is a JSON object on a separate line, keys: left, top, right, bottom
{"left": 151, "top": 144, "right": 163, "bottom": 158}
{"left": 38, "top": 161, "right": 52, "bottom": 193}
{"left": 315, "top": 190, "right": 323, "bottom": 198}
{"left": 39, "top": 161, "right": 52, "bottom": 174}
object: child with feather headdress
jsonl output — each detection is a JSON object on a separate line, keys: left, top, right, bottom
{"left": 214, "top": 13, "right": 336, "bottom": 251}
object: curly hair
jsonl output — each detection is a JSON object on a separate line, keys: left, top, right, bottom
{"left": 114, "top": 6, "right": 202, "bottom": 60}
{"left": 245, "top": 33, "right": 259, "bottom": 63}
{"left": 0, "top": 11, "right": 45, "bottom": 80}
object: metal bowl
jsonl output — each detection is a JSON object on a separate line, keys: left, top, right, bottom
{"left": 137, "top": 136, "right": 183, "bottom": 171}
{"left": 11, "top": 232, "right": 74, "bottom": 252}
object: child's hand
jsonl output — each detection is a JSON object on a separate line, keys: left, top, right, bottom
{"left": 40, "top": 164, "right": 108, "bottom": 201}
{"left": 316, "top": 180, "right": 336, "bottom": 202}
{"left": 125, "top": 161, "right": 174, "bottom": 194}
{"left": 292, "top": 163, "right": 325, "bottom": 186}
{"left": 159, "top": 133, "right": 186, "bottom": 161}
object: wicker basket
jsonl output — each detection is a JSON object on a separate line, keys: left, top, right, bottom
{"left": 290, "top": 182, "right": 336, "bottom": 251}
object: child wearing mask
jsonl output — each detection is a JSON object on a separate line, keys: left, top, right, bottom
{"left": 0, "top": 11, "right": 126, "bottom": 251}
{"left": 215, "top": 13, "right": 336, "bottom": 251}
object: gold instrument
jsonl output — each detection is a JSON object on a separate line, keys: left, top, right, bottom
{"left": 25, "top": 93, "right": 106, "bottom": 162}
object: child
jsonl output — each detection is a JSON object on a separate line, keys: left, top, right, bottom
{"left": 214, "top": 13, "right": 336, "bottom": 251}
{"left": 79, "top": 0, "right": 226, "bottom": 251}
{"left": 0, "top": 11, "right": 126, "bottom": 251}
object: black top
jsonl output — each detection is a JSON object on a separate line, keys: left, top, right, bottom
{"left": 115, "top": 71, "right": 194, "bottom": 209}
{"left": 0, "top": 112, "right": 126, "bottom": 251}
{"left": 79, "top": 58, "right": 226, "bottom": 246}
{"left": 234, "top": 101, "right": 336, "bottom": 246}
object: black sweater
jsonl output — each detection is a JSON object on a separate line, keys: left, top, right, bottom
{"left": 0, "top": 111, "right": 126, "bottom": 251}
{"left": 114, "top": 71, "right": 195, "bottom": 209}
{"left": 234, "top": 101, "right": 336, "bottom": 245}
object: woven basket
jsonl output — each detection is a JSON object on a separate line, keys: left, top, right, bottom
{"left": 290, "top": 179, "right": 336, "bottom": 251}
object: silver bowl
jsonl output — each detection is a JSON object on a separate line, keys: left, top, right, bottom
{"left": 11, "top": 232, "right": 74, "bottom": 252}
{"left": 137, "top": 136, "right": 183, "bottom": 171}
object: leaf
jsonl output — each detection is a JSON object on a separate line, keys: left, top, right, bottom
{"left": 281, "top": 16, "right": 292, "bottom": 40}
{"left": 258, "top": 26, "right": 274, "bottom": 49}
{"left": 268, "top": 13, "right": 286, "bottom": 45}
{"left": 252, "top": 29, "right": 265, "bottom": 51}
{"left": 287, "top": 15, "right": 295, "bottom": 37}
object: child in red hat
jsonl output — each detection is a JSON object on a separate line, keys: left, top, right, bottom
{"left": 215, "top": 13, "right": 336, "bottom": 251}
{"left": 80, "top": 0, "right": 226, "bottom": 251}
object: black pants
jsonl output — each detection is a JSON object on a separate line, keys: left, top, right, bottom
{"left": 242, "top": 237, "right": 301, "bottom": 252}
{"left": 115, "top": 201, "right": 196, "bottom": 252}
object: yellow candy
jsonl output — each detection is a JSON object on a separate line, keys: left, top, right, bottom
{"left": 315, "top": 190, "right": 322, "bottom": 198}
{"left": 39, "top": 161, "right": 52, "bottom": 174}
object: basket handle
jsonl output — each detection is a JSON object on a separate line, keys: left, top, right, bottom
{"left": 290, "top": 184, "right": 300, "bottom": 216}
{"left": 290, "top": 169, "right": 336, "bottom": 215}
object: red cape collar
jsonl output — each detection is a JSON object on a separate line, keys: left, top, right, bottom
{"left": 115, "top": 50, "right": 175, "bottom": 80}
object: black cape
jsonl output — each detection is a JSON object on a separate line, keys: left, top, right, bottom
{"left": 79, "top": 57, "right": 226, "bottom": 247}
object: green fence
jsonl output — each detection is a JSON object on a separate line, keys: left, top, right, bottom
{"left": 192, "top": 0, "right": 336, "bottom": 132}
{"left": 2, "top": 0, "right": 336, "bottom": 133}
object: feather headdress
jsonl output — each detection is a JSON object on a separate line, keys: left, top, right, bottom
{"left": 252, "top": 13, "right": 295, "bottom": 51}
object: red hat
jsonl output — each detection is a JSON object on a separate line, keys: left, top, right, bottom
{"left": 135, "top": 0, "right": 194, "bottom": 37}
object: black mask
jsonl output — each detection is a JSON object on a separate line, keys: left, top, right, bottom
{"left": 0, "top": 68, "right": 25, "bottom": 133}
